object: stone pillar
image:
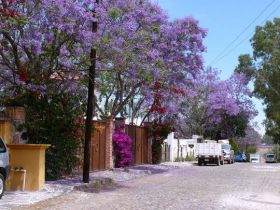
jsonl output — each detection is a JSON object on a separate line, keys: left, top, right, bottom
{"left": 105, "top": 116, "right": 114, "bottom": 169}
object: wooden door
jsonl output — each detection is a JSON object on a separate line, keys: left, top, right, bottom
{"left": 125, "top": 125, "right": 150, "bottom": 165}
{"left": 90, "top": 122, "right": 106, "bottom": 171}
{"left": 135, "top": 127, "right": 142, "bottom": 165}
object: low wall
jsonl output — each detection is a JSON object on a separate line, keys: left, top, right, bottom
{"left": 164, "top": 133, "right": 198, "bottom": 161}
{"left": 6, "top": 144, "right": 50, "bottom": 191}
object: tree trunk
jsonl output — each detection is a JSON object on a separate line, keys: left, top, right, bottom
{"left": 83, "top": 0, "right": 99, "bottom": 183}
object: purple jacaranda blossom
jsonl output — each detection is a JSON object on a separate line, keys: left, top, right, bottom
{"left": 178, "top": 67, "right": 257, "bottom": 136}
{"left": 0, "top": 0, "right": 94, "bottom": 101}
{"left": 93, "top": 0, "right": 206, "bottom": 119}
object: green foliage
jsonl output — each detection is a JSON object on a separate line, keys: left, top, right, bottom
{"left": 264, "top": 119, "right": 280, "bottom": 144}
{"left": 21, "top": 93, "right": 85, "bottom": 180}
{"left": 108, "top": 8, "right": 122, "bottom": 21}
{"left": 205, "top": 112, "right": 249, "bottom": 140}
{"left": 229, "top": 138, "right": 239, "bottom": 153}
{"left": 234, "top": 54, "right": 256, "bottom": 80}
{"left": 175, "top": 155, "right": 196, "bottom": 162}
{"left": 262, "top": 135, "right": 274, "bottom": 145}
{"left": 239, "top": 18, "right": 280, "bottom": 142}
{"left": 272, "top": 144, "right": 280, "bottom": 162}
{"left": 185, "top": 155, "right": 196, "bottom": 161}
{"left": 174, "top": 157, "right": 182, "bottom": 162}
{"left": 152, "top": 140, "right": 162, "bottom": 164}
{"left": 247, "top": 146, "right": 257, "bottom": 154}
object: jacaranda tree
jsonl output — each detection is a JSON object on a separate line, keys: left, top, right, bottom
{"left": 0, "top": 0, "right": 94, "bottom": 179}
{"left": 179, "top": 67, "right": 257, "bottom": 139}
{"left": 93, "top": 0, "right": 206, "bottom": 123}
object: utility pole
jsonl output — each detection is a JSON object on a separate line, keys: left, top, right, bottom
{"left": 83, "top": 0, "right": 99, "bottom": 183}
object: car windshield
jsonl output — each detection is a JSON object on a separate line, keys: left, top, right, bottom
{"left": 267, "top": 154, "right": 274, "bottom": 158}
{"left": 221, "top": 144, "right": 230, "bottom": 150}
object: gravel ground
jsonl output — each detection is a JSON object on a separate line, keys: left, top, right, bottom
{"left": 0, "top": 162, "right": 191, "bottom": 210}
{"left": 13, "top": 162, "right": 280, "bottom": 210}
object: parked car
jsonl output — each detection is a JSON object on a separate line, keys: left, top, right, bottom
{"left": 235, "top": 153, "right": 246, "bottom": 162}
{"left": 0, "top": 136, "right": 10, "bottom": 199}
{"left": 265, "top": 154, "right": 276, "bottom": 163}
{"left": 250, "top": 153, "right": 260, "bottom": 163}
{"left": 242, "top": 153, "right": 247, "bottom": 161}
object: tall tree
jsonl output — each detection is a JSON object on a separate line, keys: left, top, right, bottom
{"left": 93, "top": 1, "right": 206, "bottom": 122}
{"left": 237, "top": 18, "right": 280, "bottom": 143}
{"left": 0, "top": 0, "right": 94, "bottom": 100}
{"left": 0, "top": 0, "right": 94, "bottom": 180}
{"left": 178, "top": 67, "right": 256, "bottom": 139}
{"left": 234, "top": 54, "right": 256, "bottom": 81}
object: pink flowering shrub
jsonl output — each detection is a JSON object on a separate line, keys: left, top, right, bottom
{"left": 113, "top": 128, "right": 133, "bottom": 168}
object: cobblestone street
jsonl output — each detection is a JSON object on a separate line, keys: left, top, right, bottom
{"left": 15, "top": 163, "right": 280, "bottom": 210}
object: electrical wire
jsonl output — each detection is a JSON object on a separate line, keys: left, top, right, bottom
{"left": 210, "top": 0, "right": 277, "bottom": 65}
{"left": 212, "top": 2, "right": 280, "bottom": 66}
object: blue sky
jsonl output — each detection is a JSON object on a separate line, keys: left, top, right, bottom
{"left": 154, "top": 0, "right": 280, "bottom": 135}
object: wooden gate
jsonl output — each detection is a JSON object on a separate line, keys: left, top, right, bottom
{"left": 125, "top": 125, "right": 150, "bottom": 165}
{"left": 90, "top": 121, "right": 106, "bottom": 171}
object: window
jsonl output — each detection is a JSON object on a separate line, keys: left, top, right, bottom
{"left": 221, "top": 144, "right": 230, "bottom": 150}
{"left": 0, "top": 137, "right": 6, "bottom": 153}
{"left": 267, "top": 154, "right": 274, "bottom": 158}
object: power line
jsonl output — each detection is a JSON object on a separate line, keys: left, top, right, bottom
{"left": 210, "top": 0, "right": 277, "bottom": 65}
{"left": 212, "top": 2, "right": 280, "bottom": 66}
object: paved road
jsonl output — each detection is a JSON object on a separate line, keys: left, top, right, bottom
{"left": 17, "top": 163, "right": 280, "bottom": 210}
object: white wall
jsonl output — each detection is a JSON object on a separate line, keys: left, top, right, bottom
{"left": 164, "top": 132, "right": 199, "bottom": 161}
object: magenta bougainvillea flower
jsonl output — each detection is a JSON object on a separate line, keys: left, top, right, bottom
{"left": 112, "top": 128, "right": 132, "bottom": 168}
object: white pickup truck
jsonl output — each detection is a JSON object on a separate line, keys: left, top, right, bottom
{"left": 196, "top": 142, "right": 224, "bottom": 166}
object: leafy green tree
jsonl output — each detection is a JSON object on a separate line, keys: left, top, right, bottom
{"left": 234, "top": 54, "right": 256, "bottom": 81}
{"left": 229, "top": 138, "right": 239, "bottom": 153}
{"left": 204, "top": 112, "right": 249, "bottom": 140}
{"left": 236, "top": 18, "right": 280, "bottom": 143}
{"left": 272, "top": 144, "right": 280, "bottom": 162}
{"left": 247, "top": 146, "right": 257, "bottom": 154}
{"left": 262, "top": 134, "right": 274, "bottom": 145}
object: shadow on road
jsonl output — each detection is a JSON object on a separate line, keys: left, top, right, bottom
{"left": 192, "top": 163, "right": 226, "bottom": 167}
{"left": 74, "top": 182, "right": 128, "bottom": 194}
{"left": 129, "top": 165, "right": 170, "bottom": 174}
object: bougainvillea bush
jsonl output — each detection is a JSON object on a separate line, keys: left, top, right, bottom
{"left": 112, "top": 128, "right": 132, "bottom": 168}
{"left": 150, "top": 123, "right": 174, "bottom": 164}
